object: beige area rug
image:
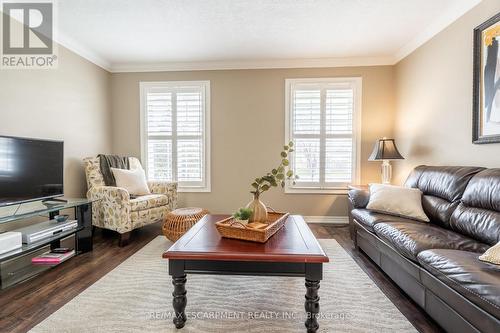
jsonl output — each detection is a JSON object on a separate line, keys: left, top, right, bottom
{"left": 30, "top": 237, "right": 417, "bottom": 333}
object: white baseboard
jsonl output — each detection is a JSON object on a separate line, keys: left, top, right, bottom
{"left": 304, "top": 216, "right": 349, "bottom": 224}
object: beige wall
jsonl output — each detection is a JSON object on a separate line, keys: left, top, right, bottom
{"left": 1, "top": 1, "right": 497, "bottom": 220}
{"left": 111, "top": 66, "right": 395, "bottom": 215}
{"left": 394, "top": 0, "right": 500, "bottom": 183}
{"left": 0, "top": 46, "right": 112, "bottom": 199}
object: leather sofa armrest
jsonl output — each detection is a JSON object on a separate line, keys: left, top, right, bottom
{"left": 348, "top": 189, "right": 370, "bottom": 209}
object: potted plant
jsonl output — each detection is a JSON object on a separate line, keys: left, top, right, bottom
{"left": 233, "top": 207, "right": 253, "bottom": 225}
{"left": 247, "top": 141, "right": 297, "bottom": 222}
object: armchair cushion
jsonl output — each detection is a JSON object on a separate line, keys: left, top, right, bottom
{"left": 111, "top": 167, "right": 150, "bottom": 196}
{"left": 130, "top": 194, "right": 169, "bottom": 211}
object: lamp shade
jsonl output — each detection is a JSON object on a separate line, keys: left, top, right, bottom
{"left": 369, "top": 138, "right": 404, "bottom": 160}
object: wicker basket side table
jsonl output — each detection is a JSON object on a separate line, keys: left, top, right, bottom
{"left": 162, "top": 207, "right": 209, "bottom": 242}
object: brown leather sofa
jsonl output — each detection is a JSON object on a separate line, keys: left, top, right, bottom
{"left": 348, "top": 166, "right": 500, "bottom": 333}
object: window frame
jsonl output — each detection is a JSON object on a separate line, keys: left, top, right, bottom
{"left": 284, "top": 77, "right": 362, "bottom": 194}
{"left": 140, "top": 80, "right": 211, "bottom": 193}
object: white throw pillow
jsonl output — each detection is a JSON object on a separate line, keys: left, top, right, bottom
{"left": 366, "top": 184, "right": 429, "bottom": 222}
{"left": 110, "top": 167, "right": 151, "bottom": 196}
{"left": 479, "top": 241, "right": 500, "bottom": 265}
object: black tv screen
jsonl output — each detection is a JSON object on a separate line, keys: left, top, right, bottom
{"left": 0, "top": 136, "right": 63, "bottom": 207}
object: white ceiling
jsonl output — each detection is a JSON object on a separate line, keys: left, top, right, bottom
{"left": 53, "top": 0, "right": 481, "bottom": 72}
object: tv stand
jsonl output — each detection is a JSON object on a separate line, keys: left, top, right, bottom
{"left": 0, "top": 198, "right": 93, "bottom": 289}
{"left": 42, "top": 197, "right": 68, "bottom": 204}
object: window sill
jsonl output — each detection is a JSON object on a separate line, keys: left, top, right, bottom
{"left": 178, "top": 187, "right": 211, "bottom": 193}
{"left": 284, "top": 187, "right": 349, "bottom": 195}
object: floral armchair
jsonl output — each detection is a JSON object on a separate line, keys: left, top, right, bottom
{"left": 83, "top": 156, "right": 177, "bottom": 246}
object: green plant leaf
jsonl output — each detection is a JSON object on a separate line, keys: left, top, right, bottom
{"left": 286, "top": 170, "right": 293, "bottom": 177}
{"left": 263, "top": 175, "right": 274, "bottom": 182}
{"left": 283, "top": 145, "right": 289, "bottom": 150}
{"left": 238, "top": 207, "right": 252, "bottom": 220}
{"left": 276, "top": 173, "right": 285, "bottom": 180}
{"left": 281, "top": 181, "right": 285, "bottom": 187}
{"left": 288, "top": 141, "right": 294, "bottom": 147}
{"left": 281, "top": 151, "right": 287, "bottom": 158}
{"left": 288, "top": 149, "right": 294, "bottom": 153}
{"left": 278, "top": 166, "right": 284, "bottom": 173}
{"left": 282, "top": 159, "right": 289, "bottom": 166}
{"left": 251, "top": 182, "right": 259, "bottom": 189}
{"left": 271, "top": 169, "right": 277, "bottom": 175}
{"left": 261, "top": 184, "right": 270, "bottom": 191}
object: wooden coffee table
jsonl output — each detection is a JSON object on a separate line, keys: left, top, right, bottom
{"left": 163, "top": 214, "right": 329, "bottom": 332}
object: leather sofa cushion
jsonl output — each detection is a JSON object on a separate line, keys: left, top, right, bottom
{"left": 374, "top": 221, "right": 489, "bottom": 262}
{"left": 421, "top": 195, "right": 459, "bottom": 229}
{"left": 351, "top": 209, "right": 416, "bottom": 233}
{"left": 417, "top": 249, "right": 500, "bottom": 320}
{"left": 404, "top": 165, "right": 425, "bottom": 188}
{"left": 462, "top": 169, "right": 500, "bottom": 211}
{"left": 404, "top": 166, "right": 484, "bottom": 227}
{"left": 449, "top": 169, "right": 500, "bottom": 245}
{"left": 404, "top": 165, "right": 485, "bottom": 202}
{"left": 450, "top": 204, "right": 500, "bottom": 246}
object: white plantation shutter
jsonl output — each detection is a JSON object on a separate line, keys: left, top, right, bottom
{"left": 147, "top": 139, "right": 173, "bottom": 181}
{"left": 177, "top": 138, "right": 203, "bottom": 182}
{"left": 293, "top": 90, "right": 321, "bottom": 135}
{"left": 146, "top": 91, "right": 173, "bottom": 181}
{"left": 286, "top": 78, "right": 360, "bottom": 192}
{"left": 294, "top": 138, "right": 321, "bottom": 182}
{"left": 176, "top": 91, "right": 204, "bottom": 184}
{"left": 141, "top": 81, "right": 210, "bottom": 192}
{"left": 325, "top": 88, "right": 353, "bottom": 183}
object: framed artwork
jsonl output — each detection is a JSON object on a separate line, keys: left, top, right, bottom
{"left": 473, "top": 12, "right": 500, "bottom": 144}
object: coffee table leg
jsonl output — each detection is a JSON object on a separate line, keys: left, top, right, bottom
{"left": 304, "top": 279, "right": 320, "bottom": 333}
{"left": 172, "top": 275, "right": 187, "bottom": 329}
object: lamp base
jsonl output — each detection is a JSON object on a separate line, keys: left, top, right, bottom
{"left": 381, "top": 160, "right": 392, "bottom": 184}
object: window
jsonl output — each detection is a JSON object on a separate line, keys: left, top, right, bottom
{"left": 140, "top": 81, "right": 210, "bottom": 192}
{"left": 285, "top": 78, "right": 361, "bottom": 193}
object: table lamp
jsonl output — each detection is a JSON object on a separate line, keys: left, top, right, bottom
{"left": 368, "top": 138, "right": 404, "bottom": 184}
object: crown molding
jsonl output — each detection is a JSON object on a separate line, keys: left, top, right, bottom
{"left": 4, "top": 0, "right": 479, "bottom": 72}
{"left": 0, "top": 8, "right": 112, "bottom": 70}
{"left": 109, "top": 56, "right": 396, "bottom": 73}
{"left": 394, "top": 0, "right": 482, "bottom": 63}
{"left": 55, "top": 32, "right": 112, "bottom": 71}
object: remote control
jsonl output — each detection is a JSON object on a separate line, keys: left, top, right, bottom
{"left": 52, "top": 247, "right": 72, "bottom": 253}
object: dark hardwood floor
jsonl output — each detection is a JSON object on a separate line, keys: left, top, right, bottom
{"left": 0, "top": 223, "right": 443, "bottom": 333}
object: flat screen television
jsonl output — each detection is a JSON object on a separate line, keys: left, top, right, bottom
{"left": 0, "top": 136, "right": 64, "bottom": 207}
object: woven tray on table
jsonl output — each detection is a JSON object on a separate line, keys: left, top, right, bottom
{"left": 215, "top": 211, "right": 290, "bottom": 243}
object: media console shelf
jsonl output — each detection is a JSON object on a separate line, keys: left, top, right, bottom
{"left": 0, "top": 198, "right": 94, "bottom": 289}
